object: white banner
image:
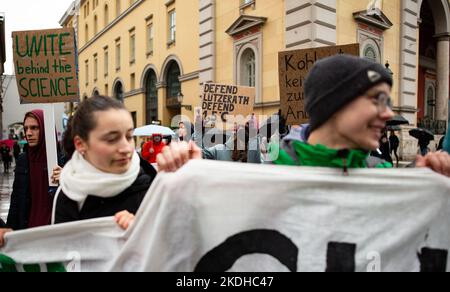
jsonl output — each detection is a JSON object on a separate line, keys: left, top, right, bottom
{"left": 1, "top": 160, "right": 450, "bottom": 272}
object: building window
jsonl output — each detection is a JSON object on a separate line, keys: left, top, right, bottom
{"left": 94, "top": 15, "right": 98, "bottom": 35}
{"left": 145, "top": 70, "right": 158, "bottom": 124}
{"left": 105, "top": 84, "right": 109, "bottom": 96}
{"left": 115, "top": 39, "right": 121, "bottom": 71}
{"left": 167, "top": 61, "right": 181, "bottom": 98}
{"left": 168, "top": 10, "right": 176, "bottom": 45}
{"left": 104, "top": 47, "right": 109, "bottom": 76}
{"left": 363, "top": 44, "right": 379, "bottom": 63}
{"left": 104, "top": 5, "right": 109, "bottom": 27}
{"left": 85, "top": 60, "right": 89, "bottom": 86}
{"left": 114, "top": 81, "right": 124, "bottom": 102}
{"left": 234, "top": 34, "right": 262, "bottom": 103}
{"left": 116, "top": 0, "right": 121, "bottom": 17}
{"left": 130, "top": 73, "right": 136, "bottom": 90}
{"left": 129, "top": 29, "right": 136, "bottom": 64}
{"left": 85, "top": 24, "right": 89, "bottom": 44}
{"left": 240, "top": 48, "right": 256, "bottom": 87}
{"left": 147, "top": 22, "right": 154, "bottom": 55}
{"left": 94, "top": 54, "right": 98, "bottom": 82}
{"left": 358, "top": 31, "right": 383, "bottom": 65}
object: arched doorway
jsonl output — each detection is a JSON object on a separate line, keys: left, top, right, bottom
{"left": 113, "top": 80, "right": 124, "bottom": 102}
{"left": 145, "top": 69, "right": 158, "bottom": 125}
{"left": 165, "top": 60, "right": 181, "bottom": 119}
{"left": 417, "top": 0, "right": 450, "bottom": 135}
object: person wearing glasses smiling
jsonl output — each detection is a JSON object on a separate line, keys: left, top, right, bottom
{"left": 268, "top": 54, "right": 450, "bottom": 176}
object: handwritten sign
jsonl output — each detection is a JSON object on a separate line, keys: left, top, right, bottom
{"left": 278, "top": 44, "right": 360, "bottom": 125}
{"left": 13, "top": 28, "right": 79, "bottom": 104}
{"left": 201, "top": 83, "right": 255, "bottom": 128}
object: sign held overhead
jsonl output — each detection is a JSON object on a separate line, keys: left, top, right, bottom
{"left": 13, "top": 28, "right": 80, "bottom": 104}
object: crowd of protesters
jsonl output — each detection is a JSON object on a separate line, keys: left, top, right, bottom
{"left": 1, "top": 55, "right": 450, "bottom": 248}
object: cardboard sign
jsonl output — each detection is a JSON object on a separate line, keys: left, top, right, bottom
{"left": 13, "top": 28, "right": 79, "bottom": 104}
{"left": 201, "top": 83, "right": 256, "bottom": 128}
{"left": 278, "top": 44, "right": 360, "bottom": 125}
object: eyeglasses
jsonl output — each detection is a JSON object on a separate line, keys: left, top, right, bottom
{"left": 366, "top": 92, "right": 393, "bottom": 113}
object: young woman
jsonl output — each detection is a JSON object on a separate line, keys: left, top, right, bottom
{"left": 52, "top": 96, "right": 157, "bottom": 230}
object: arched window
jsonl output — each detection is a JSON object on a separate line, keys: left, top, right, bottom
{"left": 166, "top": 62, "right": 181, "bottom": 98}
{"left": 104, "top": 5, "right": 109, "bottom": 27}
{"left": 362, "top": 39, "right": 381, "bottom": 64}
{"left": 114, "top": 81, "right": 124, "bottom": 102}
{"left": 364, "top": 45, "right": 377, "bottom": 62}
{"left": 93, "top": 89, "right": 100, "bottom": 97}
{"left": 145, "top": 70, "right": 158, "bottom": 124}
{"left": 240, "top": 48, "right": 256, "bottom": 87}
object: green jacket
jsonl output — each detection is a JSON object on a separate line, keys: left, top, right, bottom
{"left": 271, "top": 140, "right": 393, "bottom": 169}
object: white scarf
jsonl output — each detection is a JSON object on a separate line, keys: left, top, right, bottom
{"left": 57, "top": 150, "right": 141, "bottom": 212}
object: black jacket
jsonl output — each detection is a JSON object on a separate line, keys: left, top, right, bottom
{"left": 54, "top": 158, "right": 157, "bottom": 224}
{"left": 6, "top": 153, "right": 65, "bottom": 230}
{"left": 0, "top": 218, "right": 6, "bottom": 228}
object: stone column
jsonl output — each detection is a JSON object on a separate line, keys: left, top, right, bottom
{"left": 435, "top": 36, "right": 450, "bottom": 124}
{"left": 199, "top": 0, "right": 215, "bottom": 84}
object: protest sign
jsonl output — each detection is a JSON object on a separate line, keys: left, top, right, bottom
{"left": 13, "top": 28, "right": 79, "bottom": 104}
{"left": 201, "top": 83, "right": 255, "bottom": 128}
{"left": 278, "top": 44, "right": 360, "bottom": 125}
{"left": 13, "top": 28, "right": 80, "bottom": 186}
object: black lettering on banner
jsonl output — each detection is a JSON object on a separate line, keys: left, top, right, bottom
{"left": 194, "top": 230, "right": 298, "bottom": 272}
{"left": 418, "top": 248, "right": 448, "bottom": 272}
{"left": 326, "top": 242, "right": 356, "bottom": 272}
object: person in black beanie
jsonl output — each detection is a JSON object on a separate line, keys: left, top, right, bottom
{"left": 268, "top": 54, "right": 450, "bottom": 177}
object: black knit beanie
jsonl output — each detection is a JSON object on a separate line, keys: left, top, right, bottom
{"left": 305, "top": 54, "right": 393, "bottom": 131}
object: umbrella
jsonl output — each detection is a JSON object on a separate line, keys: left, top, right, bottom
{"left": 409, "top": 128, "right": 434, "bottom": 141}
{"left": 0, "top": 139, "right": 15, "bottom": 149}
{"left": 387, "top": 115, "right": 409, "bottom": 126}
{"left": 133, "top": 125, "right": 176, "bottom": 137}
{"left": 386, "top": 125, "right": 402, "bottom": 131}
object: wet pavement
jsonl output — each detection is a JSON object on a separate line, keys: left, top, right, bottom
{"left": 0, "top": 168, "right": 14, "bottom": 223}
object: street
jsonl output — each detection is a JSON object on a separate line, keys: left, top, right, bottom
{"left": 0, "top": 168, "right": 13, "bottom": 223}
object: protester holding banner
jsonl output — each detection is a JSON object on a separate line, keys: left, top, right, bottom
{"left": 52, "top": 96, "right": 157, "bottom": 230}
{"left": 270, "top": 55, "right": 450, "bottom": 176}
{"left": 6, "top": 110, "right": 63, "bottom": 232}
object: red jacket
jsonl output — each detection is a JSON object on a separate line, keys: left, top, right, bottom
{"left": 142, "top": 140, "right": 166, "bottom": 164}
